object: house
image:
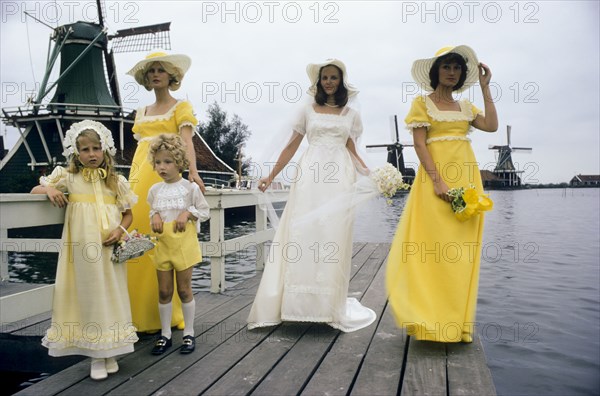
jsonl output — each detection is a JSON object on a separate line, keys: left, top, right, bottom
{"left": 569, "top": 174, "right": 600, "bottom": 187}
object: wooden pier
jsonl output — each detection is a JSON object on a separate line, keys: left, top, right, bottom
{"left": 4, "top": 242, "right": 496, "bottom": 396}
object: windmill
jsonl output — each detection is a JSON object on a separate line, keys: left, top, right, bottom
{"left": 488, "top": 125, "right": 532, "bottom": 188}
{"left": 0, "top": 0, "right": 234, "bottom": 192}
{"left": 366, "top": 115, "right": 415, "bottom": 185}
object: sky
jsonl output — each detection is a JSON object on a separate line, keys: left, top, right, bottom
{"left": 1, "top": 0, "right": 599, "bottom": 184}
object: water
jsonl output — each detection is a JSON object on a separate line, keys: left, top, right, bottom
{"left": 355, "top": 189, "right": 600, "bottom": 396}
{"left": 7, "top": 189, "right": 600, "bottom": 395}
{"left": 475, "top": 189, "right": 600, "bottom": 396}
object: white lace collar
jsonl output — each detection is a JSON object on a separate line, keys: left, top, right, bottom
{"left": 424, "top": 95, "right": 476, "bottom": 122}
{"left": 136, "top": 100, "right": 184, "bottom": 123}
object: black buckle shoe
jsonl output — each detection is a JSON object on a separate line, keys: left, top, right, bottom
{"left": 180, "top": 335, "right": 195, "bottom": 354}
{"left": 151, "top": 336, "right": 172, "bottom": 355}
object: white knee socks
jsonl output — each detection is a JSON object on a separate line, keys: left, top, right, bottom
{"left": 182, "top": 300, "right": 196, "bottom": 337}
{"left": 158, "top": 302, "right": 173, "bottom": 339}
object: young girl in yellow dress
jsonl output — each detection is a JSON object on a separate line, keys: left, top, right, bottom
{"left": 126, "top": 52, "right": 206, "bottom": 332}
{"left": 146, "top": 134, "right": 210, "bottom": 355}
{"left": 32, "top": 120, "right": 138, "bottom": 380}
{"left": 386, "top": 46, "right": 498, "bottom": 343}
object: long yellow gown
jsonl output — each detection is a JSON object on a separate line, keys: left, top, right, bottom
{"left": 127, "top": 100, "right": 197, "bottom": 332}
{"left": 386, "top": 95, "right": 485, "bottom": 343}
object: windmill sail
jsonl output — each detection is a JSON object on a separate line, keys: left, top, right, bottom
{"left": 109, "top": 23, "right": 172, "bottom": 53}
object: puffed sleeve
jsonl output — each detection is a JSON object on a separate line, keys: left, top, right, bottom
{"left": 187, "top": 184, "right": 210, "bottom": 233}
{"left": 292, "top": 105, "right": 308, "bottom": 135}
{"left": 175, "top": 101, "right": 198, "bottom": 133}
{"left": 39, "top": 166, "right": 68, "bottom": 193}
{"left": 404, "top": 96, "right": 431, "bottom": 131}
{"left": 116, "top": 175, "right": 138, "bottom": 212}
{"left": 350, "top": 111, "right": 363, "bottom": 141}
{"left": 147, "top": 184, "right": 158, "bottom": 218}
{"left": 471, "top": 102, "right": 483, "bottom": 118}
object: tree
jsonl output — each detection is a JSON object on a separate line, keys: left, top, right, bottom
{"left": 197, "top": 102, "right": 252, "bottom": 175}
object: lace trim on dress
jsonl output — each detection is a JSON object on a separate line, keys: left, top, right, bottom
{"left": 42, "top": 327, "right": 138, "bottom": 351}
{"left": 424, "top": 96, "right": 476, "bottom": 123}
{"left": 247, "top": 321, "right": 281, "bottom": 330}
{"left": 135, "top": 100, "right": 182, "bottom": 123}
{"left": 405, "top": 122, "right": 431, "bottom": 133}
{"left": 281, "top": 314, "right": 334, "bottom": 322}
{"left": 178, "top": 121, "right": 195, "bottom": 132}
{"left": 426, "top": 136, "right": 472, "bottom": 144}
{"left": 136, "top": 136, "right": 156, "bottom": 143}
{"left": 39, "top": 166, "right": 67, "bottom": 190}
{"left": 154, "top": 183, "right": 189, "bottom": 211}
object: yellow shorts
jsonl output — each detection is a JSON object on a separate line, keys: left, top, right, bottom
{"left": 151, "top": 221, "right": 202, "bottom": 272}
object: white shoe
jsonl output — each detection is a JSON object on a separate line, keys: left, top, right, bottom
{"left": 90, "top": 358, "right": 108, "bottom": 380}
{"left": 105, "top": 357, "right": 119, "bottom": 374}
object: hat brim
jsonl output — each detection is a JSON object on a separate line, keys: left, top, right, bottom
{"left": 126, "top": 53, "right": 191, "bottom": 86}
{"left": 306, "top": 59, "right": 359, "bottom": 97}
{"left": 411, "top": 45, "right": 479, "bottom": 93}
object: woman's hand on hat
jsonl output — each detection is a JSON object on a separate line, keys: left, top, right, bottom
{"left": 478, "top": 63, "right": 492, "bottom": 87}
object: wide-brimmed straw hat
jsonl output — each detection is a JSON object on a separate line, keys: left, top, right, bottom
{"left": 127, "top": 51, "right": 191, "bottom": 87}
{"left": 306, "top": 58, "right": 359, "bottom": 97}
{"left": 411, "top": 45, "right": 479, "bottom": 93}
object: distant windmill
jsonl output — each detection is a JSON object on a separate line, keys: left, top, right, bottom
{"left": 488, "top": 125, "right": 532, "bottom": 188}
{"left": 366, "top": 115, "right": 415, "bottom": 185}
{"left": 0, "top": 0, "right": 234, "bottom": 192}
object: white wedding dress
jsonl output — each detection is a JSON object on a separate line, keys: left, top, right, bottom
{"left": 247, "top": 104, "right": 376, "bottom": 332}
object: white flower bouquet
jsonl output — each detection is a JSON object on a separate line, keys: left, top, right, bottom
{"left": 370, "top": 163, "right": 410, "bottom": 204}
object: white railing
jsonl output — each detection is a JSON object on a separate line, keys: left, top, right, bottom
{"left": 0, "top": 190, "right": 288, "bottom": 323}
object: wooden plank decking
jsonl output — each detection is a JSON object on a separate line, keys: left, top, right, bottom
{"left": 5, "top": 242, "right": 496, "bottom": 396}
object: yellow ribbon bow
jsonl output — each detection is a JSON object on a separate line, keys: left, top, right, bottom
{"left": 82, "top": 168, "right": 110, "bottom": 230}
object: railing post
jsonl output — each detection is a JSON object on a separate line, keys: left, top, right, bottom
{"left": 255, "top": 203, "right": 267, "bottom": 270}
{"left": 209, "top": 205, "right": 225, "bottom": 293}
{"left": 0, "top": 227, "right": 8, "bottom": 281}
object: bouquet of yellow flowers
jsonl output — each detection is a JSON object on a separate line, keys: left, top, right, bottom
{"left": 112, "top": 229, "right": 157, "bottom": 263}
{"left": 447, "top": 184, "right": 493, "bottom": 222}
{"left": 371, "top": 163, "right": 410, "bottom": 204}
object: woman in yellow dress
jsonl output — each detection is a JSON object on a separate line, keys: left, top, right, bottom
{"left": 386, "top": 46, "right": 498, "bottom": 342}
{"left": 126, "top": 52, "right": 205, "bottom": 332}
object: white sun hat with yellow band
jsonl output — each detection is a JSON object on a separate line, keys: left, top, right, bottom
{"left": 411, "top": 45, "right": 479, "bottom": 93}
{"left": 127, "top": 51, "right": 191, "bottom": 90}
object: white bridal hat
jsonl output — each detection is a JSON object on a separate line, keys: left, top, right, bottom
{"left": 306, "top": 58, "right": 359, "bottom": 97}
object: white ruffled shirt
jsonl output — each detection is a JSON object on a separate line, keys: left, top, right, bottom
{"left": 147, "top": 178, "right": 210, "bottom": 232}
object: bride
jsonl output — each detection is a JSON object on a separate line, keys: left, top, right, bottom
{"left": 247, "top": 59, "right": 376, "bottom": 332}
